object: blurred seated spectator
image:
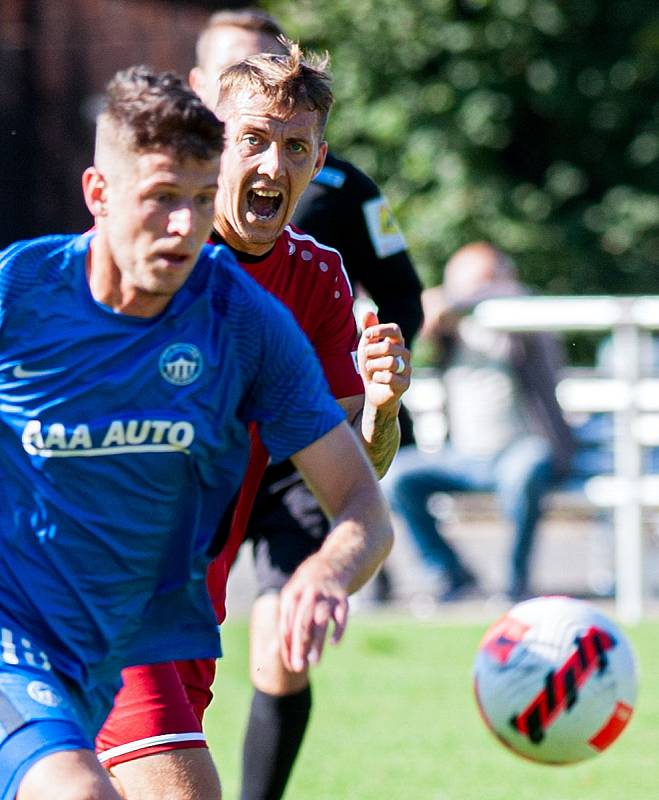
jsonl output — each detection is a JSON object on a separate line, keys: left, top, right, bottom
{"left": 385, "top": 241, "right": 574, "bottom": 602}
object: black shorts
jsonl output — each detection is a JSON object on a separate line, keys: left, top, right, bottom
{"left": 245, "top": 460, "right": 330, "bottom": 595}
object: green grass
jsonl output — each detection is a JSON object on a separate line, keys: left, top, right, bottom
{"left": 205, "top": 614, "right": 659, "bottom": 800}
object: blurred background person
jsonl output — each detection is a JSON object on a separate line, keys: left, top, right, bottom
{"left": 386, "top": 241, "right": 574, "bottom": 603}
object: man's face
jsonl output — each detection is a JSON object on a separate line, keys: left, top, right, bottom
{"left": 100, "top": 149, "right": 219, "bottom": 311}
{"left": 213, "top": 90, "right": 327, "bottom": 255}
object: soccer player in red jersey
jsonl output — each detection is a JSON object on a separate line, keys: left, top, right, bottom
{"left": 96, "top": 40, "right": 411, "bottom": 800}
{"left": 189, "top": 12, "right": 423, "bottom": 800}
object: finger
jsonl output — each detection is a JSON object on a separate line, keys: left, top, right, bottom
{"left": 361, "top": 309, "right": 380, "bottom": 332}
{"left": 363, "top": 354, "right": 408, "bottom": 375}
{"left": 363, "top": 322, "right": 404, "bottom": 344}
{"left": 307, "top": 599, "right": 333, "bottom": 665}
{"left": 369, "top": 370, "right": 400, "bottom": 386}
{"left": 279, "top": 590, "right": 297, "bottom": 671}
{"left": 289, "top": 589, "right": 319, "bottom": 672}
{"left": 363, "top": 340, "right": 408, "bottom": 358}
{"left": 309, "top": 596, "right": 350, "bottom": 663}
{"left": 329, "top": 597, "right": 350, "bottom": 645}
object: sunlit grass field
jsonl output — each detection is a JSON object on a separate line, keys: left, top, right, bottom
{"left": 204, "top": 613, "right": 659, "bottom": 800}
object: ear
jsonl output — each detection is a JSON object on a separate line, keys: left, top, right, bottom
{"left": 188, "top": 67, "right": 206, "bottom": 101}
{"left": 82, "top": 166, "right": 107, "bottom": 218}
{"left": 311, "top": 140, "right": 328, "bottom": 180}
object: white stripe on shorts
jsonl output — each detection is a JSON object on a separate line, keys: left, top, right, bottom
{"left": 97, "top": 731, "right": 207, "bottom": 763}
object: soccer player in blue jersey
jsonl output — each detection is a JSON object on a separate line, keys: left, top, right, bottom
{"left": 0, "top": 65, "right": 393, "bottom": 800}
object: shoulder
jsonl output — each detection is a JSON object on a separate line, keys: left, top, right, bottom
{"left": 202, "top": 242, "right": 264, "bottom": 306}
{"left": 200, "top": 241, "right": 242, "bottom": 280}
{"left": 0, "top": 234, "right": 81, "bottom": 271}
{"left": 283, "top": 226, "right": 352, "bottom": 293}
{"left": 0, "top": 234, "right": 84, "bottom": 303}
{"left": 202, "top": 242, "right": 301, "bottom": 326}
{"left": 283, "top": 225, "right": 344, "bottom": 268}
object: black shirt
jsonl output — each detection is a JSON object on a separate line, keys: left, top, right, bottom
{"left": 293, "top": 152, "right": 423, "bottom": 346}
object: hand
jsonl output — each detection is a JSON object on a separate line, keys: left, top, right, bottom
{"left": 279, "top": 560, "right": 349, "bottom": 673}
{"left": 358, "top": 310, "right": 411, "bottom": 410}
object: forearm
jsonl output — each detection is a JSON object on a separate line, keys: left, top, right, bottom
{"left": 356, "top": 399, "right": 401, "bottom": 478}
{"left": 300, "top": 479, "right": 393, "bottom": 595}
{"left": 284, "top": 422, "right": 394, "bottom": 670}
{"left": 290, "top": 422, "right": 394, "bottom": 592}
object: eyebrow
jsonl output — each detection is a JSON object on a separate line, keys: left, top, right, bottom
{"left": 236, "top": 117, "right": 315, "bottom": 144}
{"left": 139, "top": 176, "right": 218, "bottom": 193}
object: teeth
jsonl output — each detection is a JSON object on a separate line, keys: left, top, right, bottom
{"left": 251, "top": 188, "right": 281, "bottom": 197}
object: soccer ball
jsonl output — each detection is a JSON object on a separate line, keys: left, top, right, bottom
{"left": 473, "top": 595, "right": 638, "bottom": 764}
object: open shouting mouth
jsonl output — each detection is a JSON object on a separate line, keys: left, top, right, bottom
{"left": 247, "top": 188, "right": 283, "bottom": 221}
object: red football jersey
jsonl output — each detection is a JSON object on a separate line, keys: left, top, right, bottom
{"left": 209, "top": 225, "right": 362, "bottom": 622}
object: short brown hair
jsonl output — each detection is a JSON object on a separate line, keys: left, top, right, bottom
{"left": 195, "top": 8, "right": 285, "bottom": 68}
{"left": 216, "top": 42, "right": 333, "bottom": 136}
{"left": 99, "top": 65, "right": 224, "bottom": 161}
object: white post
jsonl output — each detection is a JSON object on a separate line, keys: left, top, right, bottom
{"left": 611, "top": 313, "right": 644, "bottom": 623}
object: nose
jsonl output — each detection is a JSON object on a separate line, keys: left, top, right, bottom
{"left": 168, "top": 206, "right": 193, "bottom": 237}
{"left": 257, "top": 142, "right": 284, "bottom": 180}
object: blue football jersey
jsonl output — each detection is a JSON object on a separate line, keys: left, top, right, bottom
{"left": 0, "top": 234, "right": 345, "bottom": 689}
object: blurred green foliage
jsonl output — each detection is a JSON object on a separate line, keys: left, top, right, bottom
{"left": 264, "top": 0, "right": 659, "bottom": 295}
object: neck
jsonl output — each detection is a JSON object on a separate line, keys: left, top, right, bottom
{"left": 86, "top": 234, "right": 169, "bottom": 318}
{"left": 211, "top": 229, "right": 274, "bottom": 263}
{"left": 212, "top": 215, "right": 277, "bottom": 257}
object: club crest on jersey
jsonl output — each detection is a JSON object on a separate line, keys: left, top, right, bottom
{"left": 159, "top": 343, "right": 203, "bottom": 386}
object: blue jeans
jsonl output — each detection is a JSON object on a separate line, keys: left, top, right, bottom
{"left": 385, "top": 437, "right": 555, "bottom": 597}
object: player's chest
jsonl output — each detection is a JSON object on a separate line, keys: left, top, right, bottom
{"left": 0, "top": 303, "right": 249, "bottom": 462}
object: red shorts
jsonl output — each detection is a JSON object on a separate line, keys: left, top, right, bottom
{"left": 96, "top": 658, "right": 217, "bottom": 769}
{"left": 96, "top": 430, "right": 264, "bottom": 769}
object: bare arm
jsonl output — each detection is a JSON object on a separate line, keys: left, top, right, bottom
{"left": 339, "top": 393, "right": 401, "bottom": 479}
{"left": 340, "top": 310, "right": 411, "bottom": 478}
{"left": 281, "top": 420, "right": 394, "bottom": 672}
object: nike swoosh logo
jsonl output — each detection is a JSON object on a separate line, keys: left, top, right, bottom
{"left": 13, "top": 365, "right": 65, "bottom": 379}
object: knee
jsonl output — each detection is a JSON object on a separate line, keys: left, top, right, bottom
{"left": 498, "top": 440, "right": 554, "bottom": 494}
{"left": 249, "top": 595, "right": 310, "bottom": 694}
{"left": 251, "top": 645, "right": 310, "bottom": 695}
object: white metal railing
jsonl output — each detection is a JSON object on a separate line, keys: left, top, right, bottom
{"left": 474, "top": 295, "right": 659, "bottom": 623}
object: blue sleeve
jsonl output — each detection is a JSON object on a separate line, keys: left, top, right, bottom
{"left": 0, "top": 235, "right": 79, "bottom": 310}
{"left": 241, "top": 290, "right": 346, "bottom": 463}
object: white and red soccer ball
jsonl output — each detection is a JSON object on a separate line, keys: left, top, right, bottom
{"left": 473, "top": 595, "right": 638, "bottom": 764}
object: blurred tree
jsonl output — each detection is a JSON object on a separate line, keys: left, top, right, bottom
{"left": 264, "top": 0, "right": 659, "bottom": 297}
